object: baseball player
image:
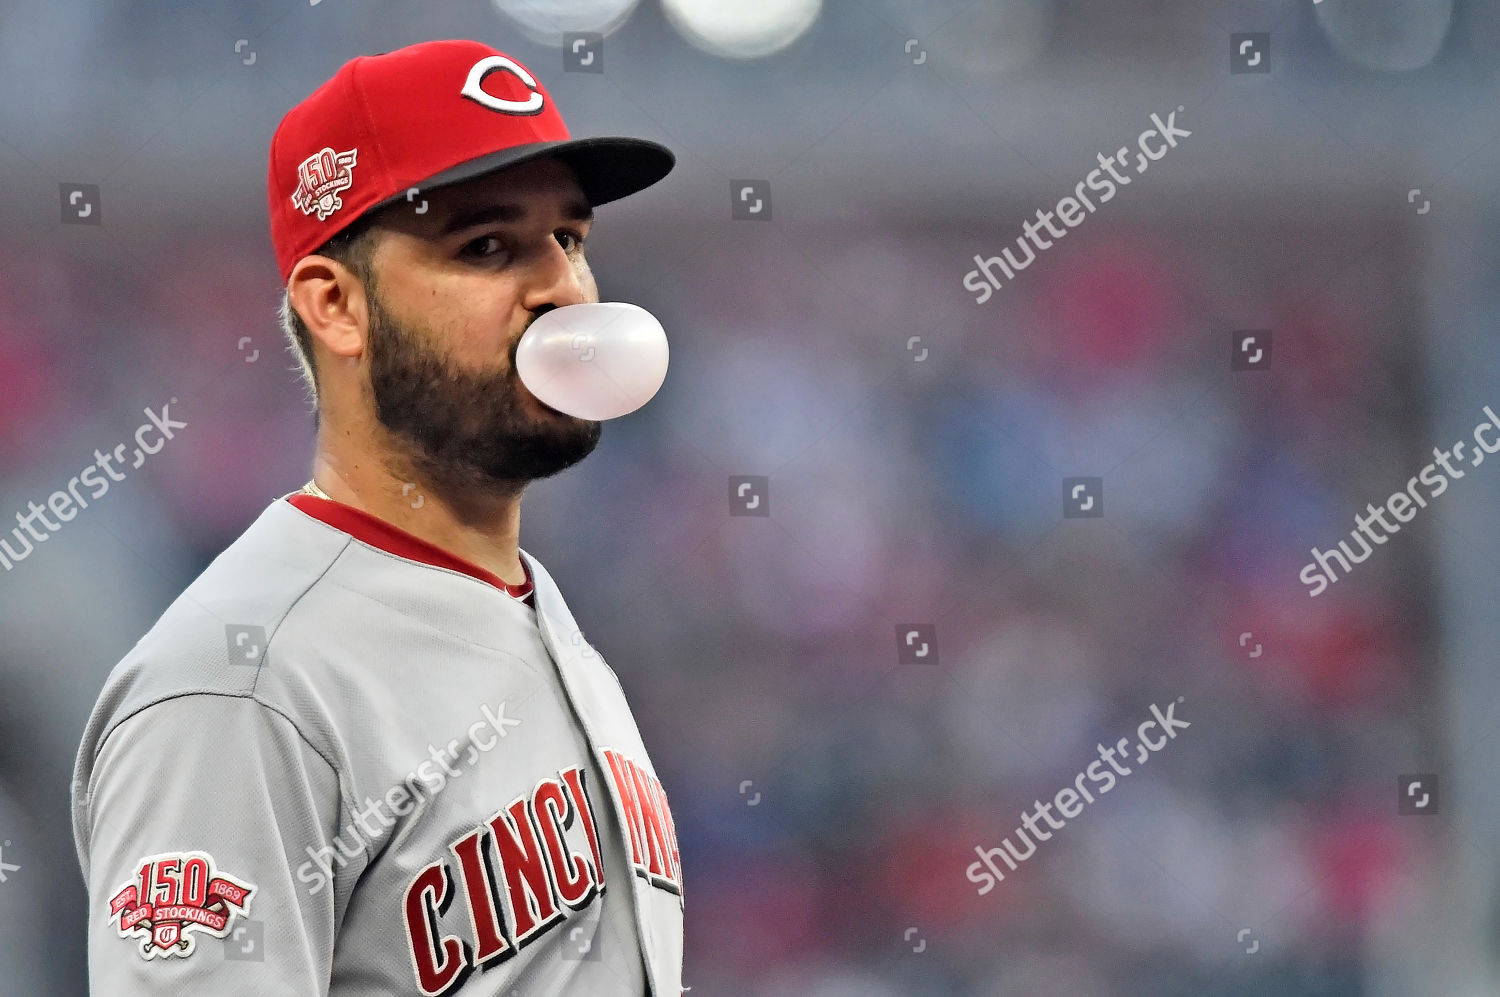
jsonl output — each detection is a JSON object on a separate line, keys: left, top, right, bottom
{"left": 72, "top": 39, "right": 683, "bottom": 996}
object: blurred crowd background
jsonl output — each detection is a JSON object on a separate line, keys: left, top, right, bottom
{"left": 4, "top": 0, "right": 1500, "bottom": 994}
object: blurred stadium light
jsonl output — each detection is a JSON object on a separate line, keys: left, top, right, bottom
{"left": 661, "top": 0, "right": 823, "bottom": 59}
{"left": 491, "top": 0, "right": 645, "bottom": 47}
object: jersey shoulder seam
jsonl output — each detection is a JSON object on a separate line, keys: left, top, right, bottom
{"left": 246, "top": 525, "right": 352, "bottom": 700}
{"left": 92, "top": 688, "right": 342, "bottom": 780}
{"left": 91, "top": 517, "right": 351, "bottom": 773}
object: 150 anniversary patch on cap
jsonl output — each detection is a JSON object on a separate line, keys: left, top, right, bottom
{"left": 108, "top": 851, "right": 256, "bottom": 960}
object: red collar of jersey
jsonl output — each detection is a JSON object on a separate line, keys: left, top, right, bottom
{"left": 285, "top": 492, "right": 534, "bottom": 604}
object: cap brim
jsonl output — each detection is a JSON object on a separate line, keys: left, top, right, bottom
{"left": 375, "top": 137, "right": 675, "bottom": 212}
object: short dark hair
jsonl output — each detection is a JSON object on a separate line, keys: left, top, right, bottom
{"left": 277, "top": 213, "right": 380, "bottom": 406}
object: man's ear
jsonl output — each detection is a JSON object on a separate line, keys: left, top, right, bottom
{"left": 287, "top": 255, "right": 370, "bottom": 362}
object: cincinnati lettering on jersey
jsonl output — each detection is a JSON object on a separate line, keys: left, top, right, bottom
{"left": 403, "top": 764, "right": 606, "bottom": 996}
{"left": 402, "top": 753, "right": 683, "bottom": 996}
{"left": 601, "top": 748, "right": 683, "bottom": 899}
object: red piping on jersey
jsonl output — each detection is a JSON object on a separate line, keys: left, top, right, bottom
{"left": 285, "top": 493, "right": 534, "bottom": 606}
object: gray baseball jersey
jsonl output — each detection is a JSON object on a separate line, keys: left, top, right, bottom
{"left": 72, "top": 491, "right": 685, "bottom": 995}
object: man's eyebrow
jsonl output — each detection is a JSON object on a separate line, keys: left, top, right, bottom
{"left": 437, "top": 199, "right": 594, "bottom": 237}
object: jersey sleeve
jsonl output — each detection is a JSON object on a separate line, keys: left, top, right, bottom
{"left": 77, "top": 693, "right": 343, "bottom": 996}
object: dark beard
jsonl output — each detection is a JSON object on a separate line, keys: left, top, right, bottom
{"left": 364, "top": 288, "right": 601, "bottom": 497}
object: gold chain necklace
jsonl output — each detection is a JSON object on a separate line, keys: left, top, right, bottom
{"left": 301, "top": 479, "right": 332, "bottom": 500}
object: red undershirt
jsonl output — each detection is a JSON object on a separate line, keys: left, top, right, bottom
{"left": 285, "top": 493, "right": 535, "bottom": 608}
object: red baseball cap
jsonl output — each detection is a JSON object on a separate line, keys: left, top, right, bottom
{"left": 267, "top": 39, "right": 675, "bottom": 284}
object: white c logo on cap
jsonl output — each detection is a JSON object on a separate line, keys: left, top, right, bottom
{"left": 460, "top": 55, "right": 544, "bottom": 115}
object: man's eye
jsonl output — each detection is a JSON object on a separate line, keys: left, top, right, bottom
{"left": 462, "top": 236, "right": 506, "bottom": 259}
{"left": 557, "top": 231, "right": 586, "bottom": 252}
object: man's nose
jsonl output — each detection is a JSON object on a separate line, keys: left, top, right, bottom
{"left": 521, "top": 238, "right": 587, "bottom": 311}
